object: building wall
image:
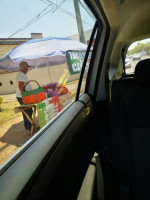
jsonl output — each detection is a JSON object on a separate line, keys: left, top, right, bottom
{"left": 68, "top": 29, "right": 93, "bottom": 44}
{"left": 0, "top": 45, "right": 18, "bottom": 58}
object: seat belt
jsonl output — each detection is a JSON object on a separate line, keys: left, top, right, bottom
{"left": 94, "top": 153, "right": 104, "bottom": 200}
{"left": 121, "top": 49, "right": 126, "bottom": 76}
{"left": 77, "top": 153, "right": 104, "bottom": 200}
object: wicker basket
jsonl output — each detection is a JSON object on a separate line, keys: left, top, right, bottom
{"left": 21, "top": 80, "right": 46, "bottom": 104}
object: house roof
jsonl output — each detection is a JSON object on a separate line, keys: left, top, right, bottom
{"left": 0, "top": 38, "right": 32, "bottom": 45}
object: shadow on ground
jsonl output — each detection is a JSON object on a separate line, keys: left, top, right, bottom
{"left": 0, "top": 116, "right": 39, "bottom": 166}
{"left": 0, "top": 117, "right": 39, "bottom": 149}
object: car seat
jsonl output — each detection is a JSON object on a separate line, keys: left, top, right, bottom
{"left": 111, "top": 59, "right": 150, "bottom": 200}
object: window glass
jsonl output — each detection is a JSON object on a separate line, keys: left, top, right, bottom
{"left": 0, "top": 0, "right": 96, "bottom": 166}
{"left": 126, "top": 38, "right": 150, "bottom": 74}
{"left": 80, "top": 32, "right": 97, "bottom": 97}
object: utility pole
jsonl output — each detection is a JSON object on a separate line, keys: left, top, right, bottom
{"left": 73, "top": 0, "right": 86, "bottom": 44}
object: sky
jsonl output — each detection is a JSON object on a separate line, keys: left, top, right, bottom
{"left": 0, "top": 0, "right": 95, "bottom": 39}
{"left": 1, "top": 0, "right": 150, "bottom": 49}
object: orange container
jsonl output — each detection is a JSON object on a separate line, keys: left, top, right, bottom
{"left": 22, "top": 80, "right": 46, "bottom": 104}
{"left": 22, "top": 92, "right": 46, "bottom": 104}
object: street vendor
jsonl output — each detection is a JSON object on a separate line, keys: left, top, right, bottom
{"left": 16, "top": 61, "right": 33, "bottom": 131}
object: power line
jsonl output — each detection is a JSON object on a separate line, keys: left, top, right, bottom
{"left": 9, "top": 1, "right": 66, "bottom": 36}
{"left": 25, "top": 0, "right": 67, "bottom": 27}
{"left": 0, "top": 0, "right": 66, "bottom": 45}
{"left": 0, "top": 0, "right": 93, "bottom": 45}
{"left": 8, "top": 4, "right": 52, "bottom": 38}
{"left": 78, "top": 0, "right": 95, "bottom": 22}
{"left": 45, "top": 0, "right": 93, "bottom": 26}
{"left": 43, "top": 0, "right": 66, "bottom": 12}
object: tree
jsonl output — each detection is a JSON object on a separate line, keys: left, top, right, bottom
{"left": 128, "top": 42, "right": 150, "bottom": 55}
{"left": 143, "top": 42, "right": 150, "bottom": 54}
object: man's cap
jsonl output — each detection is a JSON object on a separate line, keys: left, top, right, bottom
{"left": 19, "top": 61, "right": 31, "bottom": 70}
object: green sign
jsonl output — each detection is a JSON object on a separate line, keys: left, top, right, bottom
{"left": 66, "top": 51, "right": 91, "bottom": 75}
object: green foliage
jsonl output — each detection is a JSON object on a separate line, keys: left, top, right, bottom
{"left": 0, "top": 97, "right": 3, "bottom": 104}
{"left": 128, "top": 42, "right": 150, "bottom": 55}
{"left": 143, "top": 42, "right": 150, "bottom": 54}
{"left": 0, "top": 100, "right": 21, "bottom": 124}
{"left": 0, "top": 97, "right": 3, "bottom": 111}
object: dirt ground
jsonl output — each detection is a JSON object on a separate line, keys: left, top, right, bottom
{"left": 0, "top": 94, "right": 39, "bottom": 167}
{"left": 0, "top": 115, "right": 39, "bottom": 166}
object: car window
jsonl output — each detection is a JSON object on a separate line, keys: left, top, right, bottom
{"left": 0, "top": 0, "right": 96, "bottom": 167}
{"left": 125, "top": 38, "right": 150, "bottom": 74}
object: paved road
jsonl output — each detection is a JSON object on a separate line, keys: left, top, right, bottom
{"left": 126, "top": 55, "right": 150, "bottom": 74}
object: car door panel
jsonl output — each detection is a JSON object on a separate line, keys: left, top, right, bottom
{"left": 0, "top": 94, "right": 95, "bottom": 200}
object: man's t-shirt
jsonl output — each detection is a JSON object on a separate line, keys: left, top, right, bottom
{"left": 16, "top": 71, "right": 32, "bottom": 97}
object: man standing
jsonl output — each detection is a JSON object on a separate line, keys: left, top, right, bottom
{"left": 16, "top": 61, "right": 32, "bottom": 131}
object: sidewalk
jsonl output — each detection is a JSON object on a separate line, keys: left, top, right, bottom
{"left": 1, "top": 93, "right": 16, "bottom": 102}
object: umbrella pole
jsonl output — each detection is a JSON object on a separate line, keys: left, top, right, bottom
{"left": 46, "top": 59, "right": 52, "bottom": 84}
{"left": 48, "top": 66, "right": 52, "bottom": 84}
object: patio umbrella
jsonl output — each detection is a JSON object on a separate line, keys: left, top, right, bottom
{"left": 0, "top": 37, "right": 87, "bottom": 73}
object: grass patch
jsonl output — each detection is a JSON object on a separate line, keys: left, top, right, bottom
{"left": 0, "top": 100, "right": 21, "bottom": 125}
{"left": 71, "top": 91, "right": 77, "bottom": 100}
{"left": 70, "top": 90, "right": 84, "bottom": 101}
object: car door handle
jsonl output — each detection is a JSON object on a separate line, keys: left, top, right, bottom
{"left": 82, "top": 107, "right": 90, "bottom": 118}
